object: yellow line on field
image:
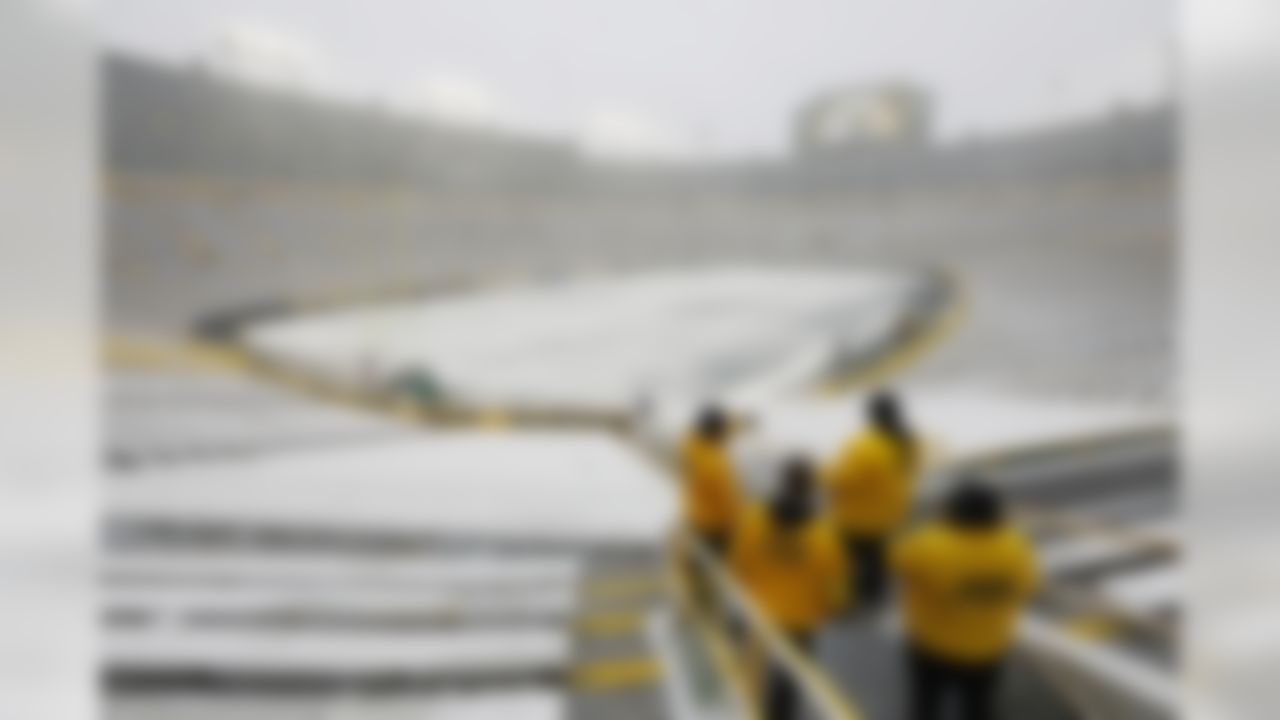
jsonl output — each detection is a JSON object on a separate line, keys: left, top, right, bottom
{"left": 575, "top": 610, "right": 646, "bottom": 637}
{"left": 475, "top": 407, "right": 513, "bottom": 431}
{"left": 104, "top": 335, "right": 251, "bottom": 373}
{"left": 582, "top": 573, "right": 665, "bottom": 602}
{"left": 570, "top": 655, "right": 662, "bottom": 690}
{"left": 818, "top": 272, "right": 969, "bottom": 395}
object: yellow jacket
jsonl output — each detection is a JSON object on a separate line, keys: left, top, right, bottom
{"left": 730, "top": 505, "right": 849, "bottom": 631}
{"left": 824, "top": 429, "right": 916, "bottom": 535}
{"left": 680, "top": 433, "right": 741, "bottom": 533}
{"left": 892, "top": 523, "right": 1038, "bottom": 662}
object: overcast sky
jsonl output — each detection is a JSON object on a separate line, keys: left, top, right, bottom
{"left": 102, "top": 0, "right": 1173, "bottom": 159}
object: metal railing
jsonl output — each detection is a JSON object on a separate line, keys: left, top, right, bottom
{"left": 1017, "top": 507, "right": 1178, "bottom": 559}
{"left": 1012, "top": 505, "right": 1180, "bottom": 720}
{"left": 1017, "top": 506, "right": 1179, "bottom": 639}
{"left": 670, "top": 529, "right": 865, "bottom": 720}
{"left": 1018, "top": 615, "right": 1179, "bottom": 720}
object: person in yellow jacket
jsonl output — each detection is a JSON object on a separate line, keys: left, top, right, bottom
{"left": 824, "top": 389, "right": 919, "bottom": 607}
{"left": 680, "top": 405, "right": 741, "bottom": 555}
{"left": 891, "top": 479, "right": 1038, "bottom": 720}
{"left": 731, "top": 456, "right": 848, "bottom": 720}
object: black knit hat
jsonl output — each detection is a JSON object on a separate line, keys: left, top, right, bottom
{"left": 696, "top": 404, "right": 728, "bottom": 441}
{"left": 869, "top": 386, "right": 902, "bottom": 421}
{"left": 772, "top": 454, "right": 815, "bottom": 528}
{"left": 944, "top": 476, "right": 1005, "bottom": 529}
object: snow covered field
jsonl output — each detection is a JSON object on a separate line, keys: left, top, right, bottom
{"left": 243, "top": 267, "right": 919, "bottom": 413}
{"left": 239, "top": 263, "right": 1168, "bottom": 501}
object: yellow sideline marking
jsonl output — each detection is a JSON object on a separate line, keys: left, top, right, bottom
{"left": 575, "top": 610, "right": 646, "bottom": 637}
{"left": 570, "top": 655, "right": 662, "bottom": 690}
{"left": 104, "top": 335, "right": 250, "bottom": 373}
{"left": 583, "top": 574, "right": 665, "bottom": 602}
{"left": 819, "top": 272, "right": 969, "bottom": 395}
{"left": 476, "top": 407, "right": 512, "bottom": 430}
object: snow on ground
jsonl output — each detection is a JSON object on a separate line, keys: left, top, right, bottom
{"left": 109, "top": 430, "right": 674, "bottom": 544}
{"left": 1099, "top": 565, "right": 1180, "bottom": 616}
{"left": 105, "top": 552, "right": 582, "bottom": 590}
{"left": 106, "top": 626, "right": 569, "bottom": 675}
{"left": 105, "top": 553, "right": 583, "bottom": 628}
{"left": 108, "top": 689, "right": 565, "bottom": 720}
{"left": 243, "top": 266, "right": 916, "bottom": 413}
{"left": 105, "top": 582, "right": 577, "bottom": 622}
{"left": 104, "top": 370, "right": 667, "bottom": 703}
{"left": 108, "top": 368, "right": 411, "bottom": 468}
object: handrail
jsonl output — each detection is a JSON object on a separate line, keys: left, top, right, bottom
{"left": 667, "top": 537, "right": 760, "bottom": 720}
{"left": 1017, "top": 614, "right": 1180, "bottom": 719}
{"left": 954, "top": 425, "right": 1175, "bottom": 478}
{"left": 677, "top": 528, "right": 866, "bottom": 720}
{"left": 1015, "top": 506, "right": 1179, "bottom": 640}
{"left": 1015, "top": 507, "right": 1179, "bottom": 558}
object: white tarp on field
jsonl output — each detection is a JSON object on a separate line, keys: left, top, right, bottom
{"left": 243, "top": 267, "right": 917, "bottom": 412}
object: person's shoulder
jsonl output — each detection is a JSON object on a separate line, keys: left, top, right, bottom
{"left": 1002, "top": 525, "right": 1037, "bottom": 559}
{"left": 807, "top": 515, "right": 842, "bottom": 542}
{"left": 986, "top": 523, "right": 1029, "bottom": 545}
{"left": 681, "top": 431, "right": 701, "bottom": 450}
{"left": 736, "top": 503, "right": 768, "bottom": 533}
{"left": 856, "top": 429, "right": 896, "bottom": 459}
{"left": 896, "top": 521, "right": 944, "bottom": 554}
{"left": 682, "top": 433, "right": 713, "bottom": 460}
{"left": 891, "top": 523, "right": 939, "bottom": 572}
{"left": 852, "top": 427, "right": 879, "bottom": 447}
{"left": 811, "top": 511, "right": 840, "bottom": 531}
